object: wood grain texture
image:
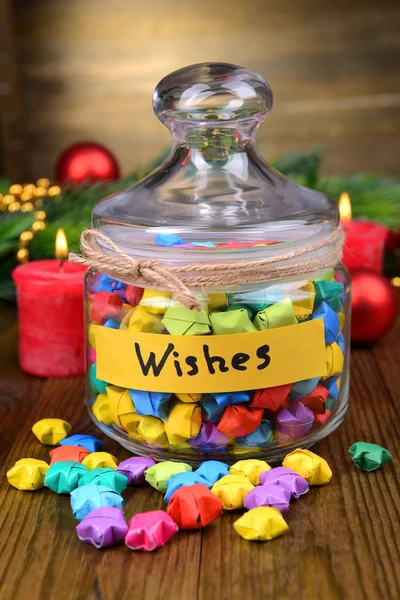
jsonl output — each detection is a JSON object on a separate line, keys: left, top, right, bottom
{"left": 0, "top": 307, "right": 399, "bottom": 600}
{"left": 8, "top": 0, "right": 400, "bottom": 179}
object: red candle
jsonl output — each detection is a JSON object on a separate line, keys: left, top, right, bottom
{"left": 339, "top": 192, "right": 388, "bottom": 272}
{"left": 12, "top": 230, "right": 87, "bottom": 377}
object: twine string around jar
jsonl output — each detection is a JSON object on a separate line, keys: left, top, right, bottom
{"left": 69, "top": 228, "right": 345, "bottom": 311}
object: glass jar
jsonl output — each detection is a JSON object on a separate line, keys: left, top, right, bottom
{"left": 84, "top": 63, "right": 351, "bottom": 465}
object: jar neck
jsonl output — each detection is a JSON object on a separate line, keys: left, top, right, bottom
{"left": 172, "top": 120, "right": 258, "bottom": 144}
{"left": 169, "top": 122, "right": 259, "bottom": 166}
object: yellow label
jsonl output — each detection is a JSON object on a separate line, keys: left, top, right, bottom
{"left": 96, "top": 319, "right": 327, "bottom": 394}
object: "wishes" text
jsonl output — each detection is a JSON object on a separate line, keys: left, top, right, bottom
{"left": 134, "top": 342, "right": 271, "bottom": 378}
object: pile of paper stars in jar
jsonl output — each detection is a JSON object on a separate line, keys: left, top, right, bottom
{"left": 6, "top": 417, "right": 391, "bottom": 550}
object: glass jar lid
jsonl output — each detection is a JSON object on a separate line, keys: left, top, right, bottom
{"left": 92, "top": 63, "right": 339, "bottom": 262}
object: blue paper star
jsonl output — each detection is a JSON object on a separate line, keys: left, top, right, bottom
{"left": 70, "top": 484, "right": 123, "bottom": 521}
{"left": 236, "top": 420, "right": 273, "bottom": 447}
{"left": 93, "top": 274, "right": 125, "bottom": 293}
{"left": 312, "top": 301, "right": 340, "bottom": 345}
{"left": 337, "top": 332, "right": 345, "bottom": 354}
{"left": 291, "top": 377, "right": 320, "bottom": 401}
{"left": 60, "top": 434, "right": 104, "bottom": 453}
{"left": 200, "top": 395, "right": 225, "bottom": 423}
{"left": 155, "top": 233, "right": 185, "bottom": 247}
{"left": 164, "top": 472, "right": 206, "bottom": 503}
{"left": 322, "top": 375, "right": 340, "bottom": 399}
{"left": 195, "top": 460, "right": 229, "bottom": 486}
{"left": 103, "top": 318, "right": 120, "bottom": 329}
{"left": 129, "top": 390, "right": 172, "bottom": 419}
{"left": 213, "top": 391, "right": 251, "bottom": 407}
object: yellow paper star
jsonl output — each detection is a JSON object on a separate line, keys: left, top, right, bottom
{"left": 7, "top": 458, "right": 50, "bottom": 491}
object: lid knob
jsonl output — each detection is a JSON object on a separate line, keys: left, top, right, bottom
{"left": 153, "top": 62, "right": 273, "bottom": 126}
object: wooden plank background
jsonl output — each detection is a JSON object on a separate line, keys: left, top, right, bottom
{"left": 0, "top": 0, "right": 26, "bottom": 181}
{"left": 7, "top": 0, "right": 400, "bottom": 180}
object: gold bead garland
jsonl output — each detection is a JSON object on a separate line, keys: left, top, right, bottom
{"left": 0, "top": 178, "right": 62, "bottom": 263}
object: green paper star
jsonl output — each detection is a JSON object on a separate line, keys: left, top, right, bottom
{"left": 348, "top": 442, "right": 392, "bottom": 472}
{"left": 162, "top": 303, "right": 211, "bottom": 336}
{"left": 44, "top": 461, "right": 88, "bottom": 494}
{"left": 210, "top": 308, "right": 256, "bottom": 334}
{"left": 78, "top": 467, "right": 128, "bottom": 493}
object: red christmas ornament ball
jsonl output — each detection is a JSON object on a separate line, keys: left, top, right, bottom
{"left": 55, "top": 141, "right": 120, "bottom": 185}
{"left": 385, "top": 229, "right": 400, "bottom": 253}
{"left": 351, "top": 269, "right": 398, "bottom": 344}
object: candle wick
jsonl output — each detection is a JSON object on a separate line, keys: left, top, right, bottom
{"left": 59, "top": 259, "right": 65, "bottom": 273}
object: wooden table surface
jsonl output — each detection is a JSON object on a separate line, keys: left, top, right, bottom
{"left": 0, "top": 306, "right": 399, "bottom": 600}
